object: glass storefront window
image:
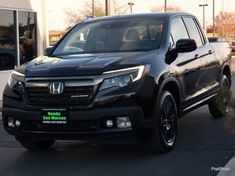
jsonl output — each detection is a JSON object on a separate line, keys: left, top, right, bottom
{"left": 18, "top": 11, "right": 37, "bottom": 64}
{"left": 0, "top": 10, "right": 16, "bottom": 70}
{"left": 0, "top": 9, "right": 37, "bottom": 70}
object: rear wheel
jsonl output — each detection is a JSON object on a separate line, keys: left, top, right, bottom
{"left": 144, "top": 91, "right": 178, "bottom": 153}
{"left": 208, "top": 74, "right": 231, "bottom": 118}
{"left": 15, "top": 136, "right": 55, "bottom": 150}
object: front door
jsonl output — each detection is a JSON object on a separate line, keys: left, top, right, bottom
{"left": 170, "top": 17, "right": 202, "bottom": 105}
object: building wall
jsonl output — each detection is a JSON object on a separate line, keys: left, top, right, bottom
{"left": 0, "top": 0, "right": 47, "bottom": 56}
{"left": 0, "top": 0, "right": 46, "bottom": 100}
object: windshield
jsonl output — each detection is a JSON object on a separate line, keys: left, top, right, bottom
{"left": 52, "top": 18, "right": 164, "bottom": 55}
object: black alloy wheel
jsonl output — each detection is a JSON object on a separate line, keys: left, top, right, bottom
{"left": 144, "top": 91, "right": 178, "bottom": 153}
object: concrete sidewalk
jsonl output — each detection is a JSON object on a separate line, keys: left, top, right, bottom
{"left": 217, "top": 157, "right": 235, "bottom": 176}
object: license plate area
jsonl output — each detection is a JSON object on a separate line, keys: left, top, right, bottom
{"left": 41, "top": 109, "right": 68, "bottom": 124}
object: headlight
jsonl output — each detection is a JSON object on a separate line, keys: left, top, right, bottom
{"left": 8, "top": 71, "right": 25, "bottom": 89}
{"left": 8, "top": 77, "right": 19, "bottom": 89}
{"left": 99, "top": 65, "right": 148, "bottom": 91}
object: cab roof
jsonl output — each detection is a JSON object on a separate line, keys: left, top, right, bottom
{"left": 83, "top": 12, "right": 195, "bottom": 23}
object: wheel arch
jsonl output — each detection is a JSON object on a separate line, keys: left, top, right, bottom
{"left": 155, "top": 76, "right": 182, "bottom": 117}
{"left": 222, "top": 64, "right": 231, "bottom": 85}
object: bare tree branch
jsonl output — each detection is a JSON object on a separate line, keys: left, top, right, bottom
{"left": 112, "top": 0, "right": 128, "bottom": 15}
{"left": 215, "top": 12, "right": 235, "bottom": 40}
{"left": 64, "top": 0, "right": 104, "bottom": 27}
{"left": 64, "top": 0, "right": 128, "bottom": 28}
{"left": 151, "top": 5, "right": 182, "bottom": 13}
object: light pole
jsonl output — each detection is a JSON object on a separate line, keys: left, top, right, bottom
{"left": 199, "top": 4, "right": 208, "bottom": 32}
{"left": 222, "top": 0, "right": 224, "bottom": 13}
{"left": 105, "top": 0, "right": 110, "bottom": 16}
{"left": 164, "top": 0, "right": 167, "bottom": 12}
{"left": 92, "top": 0, "right": 95, "bottom": 17}
{"left": 222, "top": 0, "right": 224, "bottom": 37}
{"left": 128, "top": 2, "right": 134, "bottom": 14}
{"left": 213, "top": 0, "right": 215, "bottom": 36}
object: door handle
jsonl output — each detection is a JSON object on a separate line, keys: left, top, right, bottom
{"left": 194, "top": 54, "right": 199, "bottom": 59}
{"left": 209, "top": 50, "right": 213, "bottom": 54}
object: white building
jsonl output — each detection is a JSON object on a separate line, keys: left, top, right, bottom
{"left": 0, "top": 0, "right": 48, "bottom": 100}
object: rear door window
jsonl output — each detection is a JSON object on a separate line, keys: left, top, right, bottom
{"left": 183, "top": 17, "right": 204, "bottom": 47}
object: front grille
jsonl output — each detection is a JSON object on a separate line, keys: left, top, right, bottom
{"left": 25, "top": 85, "right": 95, "bottom": 106}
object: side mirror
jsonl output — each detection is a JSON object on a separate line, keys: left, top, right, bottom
{"left": 175, "top": 39, "right": 197, "bottom": 53}
{"left": 165, "top": 39, "right": 197, "bottom": 65}
{"left": 44, "top": 47, "right": 53, "bottom": 56}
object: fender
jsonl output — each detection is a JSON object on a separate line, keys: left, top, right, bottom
{"left": 220, "top": 61, "right": 231, "bottom": 83}
{"left": 154, "top": 74, "right": 183, "bottom": 115}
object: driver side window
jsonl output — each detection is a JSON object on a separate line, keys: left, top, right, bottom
{"left": 170, "top": 17, "right": 189, "bottom": 47}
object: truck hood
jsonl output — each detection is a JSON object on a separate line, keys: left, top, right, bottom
{"left": 16, "top": 52, "right": 148, "bottom": 77}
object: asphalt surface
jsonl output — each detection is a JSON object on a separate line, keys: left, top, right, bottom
{"left": 0, "top": 75, "right": 235, "bottom": 176}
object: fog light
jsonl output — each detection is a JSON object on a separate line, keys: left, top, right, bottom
{"left": 7, "top": 118, "right": 15, "bottom": 128}
{"left": 117, "top": 117, "right": 132, "bottom": 129}
{"left": 15, "top": 120, "right": 21, "bottom": 127}
{"left": 106, "top": 120, "right": 114, "bottom": 128}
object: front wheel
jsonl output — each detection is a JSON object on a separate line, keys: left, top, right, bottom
{"left": 208, "top": 74, "right": 231, "bottom": 118}
{"left": 15, "top": 136, "right": 55, "bottom": 150}
{"left": 144, "top": 91, "right": 178, "bottom": 153}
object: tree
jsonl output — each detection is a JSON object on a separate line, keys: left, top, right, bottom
{"left": 151, "top": 5, "right": 182, "bottom": 13}
{"left": 64, "top": 0, "right": 128, "bottom": 28}
{"left": 64, "top": 0, "right": 105, "bottom": 27}
{"left": 83, "top": 0, "right": 105, "bottom": 17}
{"left": 215, "top": 12, "right": 235, "bottom": 40}
{"left": 64, "top": 9, "right": 83, "bottom": 28}
{"left": 112, "top": 0, "right": 128, "bottom": 15}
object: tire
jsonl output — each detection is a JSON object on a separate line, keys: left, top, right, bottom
{"left": 144, "top": 90, "right": 178, "bottom": 153}
{"left": 208, "top": 74, "right": 231, "bottom": 118}
{"left": 15, "top": 136, "right": 55, "bottom": 150}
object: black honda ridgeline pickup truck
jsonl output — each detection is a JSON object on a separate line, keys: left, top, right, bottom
{"left": 2, "top": 13, "right": 232, "bottom": 153}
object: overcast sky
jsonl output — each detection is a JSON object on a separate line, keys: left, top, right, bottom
{"left": 46, "top": 0, "right": 235, "bottom": 30}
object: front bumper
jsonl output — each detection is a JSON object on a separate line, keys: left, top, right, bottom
{"left": 2, "top": 106, "right": 154, "bottom": 140}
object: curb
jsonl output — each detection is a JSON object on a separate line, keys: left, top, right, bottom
{"left": 217, "top": 157, "right": 235, "bottom": 176}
